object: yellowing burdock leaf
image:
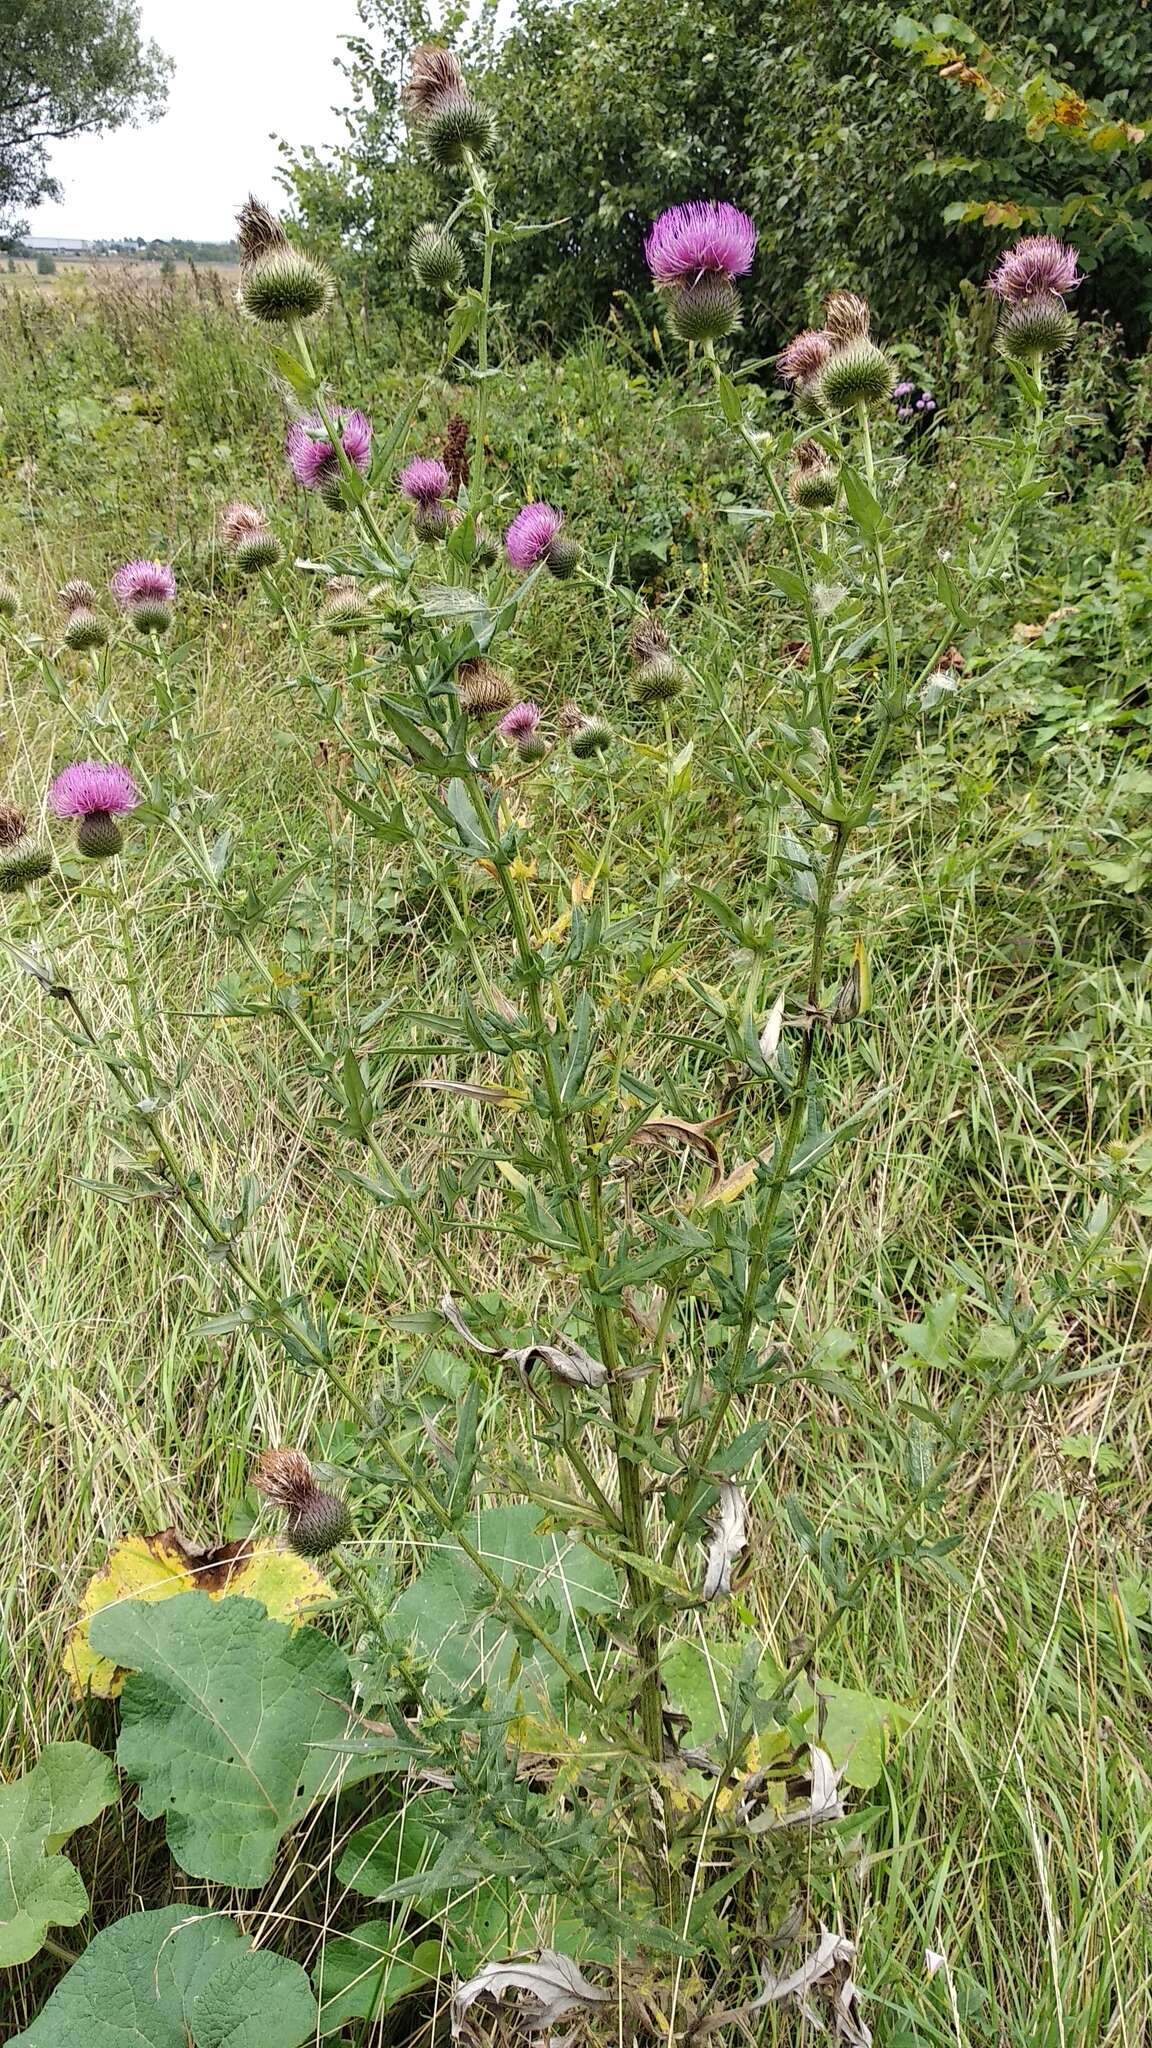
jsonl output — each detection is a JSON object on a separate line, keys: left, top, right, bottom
{"left": 64, "top": 1528, "right": 333, "bottom": 1699}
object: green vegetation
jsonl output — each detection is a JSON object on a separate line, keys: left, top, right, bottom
{"left": 2, "top": 66, "right": 1152, "bottom": 2048}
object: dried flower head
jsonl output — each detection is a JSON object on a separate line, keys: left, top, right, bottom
{"left": 823, "top": 289, "right": 871, "bottom": 344}
{"left": 788, "top": 436, "right": 839, "bottom": 510}
{"left": 644, "top": 201, "right": 757, "bottom": 286}
{"left": 987, "top": 235, "right": 1080, "bottom": 304}
{"left": 236, "top": 195, "right": 290, "bottom": 265}
{"left": 456, "top": 656, "right": 513, "bottom": 715}
{"left": 777, "top": 329, "right": 832, "bottom": 391}
{"left": 218, "top": 501, "right": 268, "bottom": 549}
{"left": 59, "top": 578, "right": 97, "bottom": 614}
{"left": 219, "top": 500, "right": 281, "bottom": 571}
{"left": 442, "top": 413, "right": 471, "bottom": 495}
{"left": 252, "top": 1447, "right": 353, "bottom": 1557}
{"left": 399, "top": 455, "right": 451, "bottom": 505}
{"left": 0, "top": 801, "right": 28, "bottom": 849}
{"left": 403, "top": 44, "right": 467, "bottom": 117}
{"left": 629, "top": 610, "right": 671, "bottom": 664}
{"left": 557, "top": 700, "right": 584, "bottom": 737}
{"left": 286, "top": 409, "right": 373, "bottom": 500}
{"left": 58, "top": 577, "right": 108, "bottom": 649}
{"left": 321, "top": 575, "right": 363, "bottom": 634}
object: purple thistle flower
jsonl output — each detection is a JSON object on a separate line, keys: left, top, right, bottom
{"left": 110, "top": 560, "right": 176, "bottom": 611}
{"left": 497, "top": 701, "right": 542, "bottom": 740}
{"left": 399, "top": 455, "right": 451, "bottom": 505}
{"left": 505, "top": 502, "right": 563, "bottom": 570}
{"left": 286, "top": 408, "right": 373, "bottom": 492}
{"left": 644, "top": 201, "right": 757, "bottom": 286}
{"left": 987, "top": 235, "right": 1081, "bottom": 304}
{"left": 49, "top": 761, "right": 140, "bottom": 819}
{"left": 777, "top": 329, "right": 831, "bottom": 389}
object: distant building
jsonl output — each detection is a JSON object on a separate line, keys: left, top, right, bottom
{"left": 23, "top": 235, "right": 93, "bottom": 256}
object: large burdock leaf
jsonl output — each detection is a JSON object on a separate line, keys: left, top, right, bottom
{"left": 88, "top": 1590, "right": 356, "bottom": 1886}
{"left": 12, "top": 1905, "right": 317, "bottom": 2047}
{"left": 0, "top": 1742, "right": 116, "bottom": 1967}
{"left": 64, "top": 1529, "right": 333, "bottom": 1699}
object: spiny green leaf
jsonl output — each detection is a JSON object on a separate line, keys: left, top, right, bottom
{"left": 12, "top": 1906, "right": 317, "bottom": 2047}
{"left": 0, "top": 1741, "right": 116, "bottom": 1967}
{"left": 89, "top": 1592, "right": 358, "bottom": 1886}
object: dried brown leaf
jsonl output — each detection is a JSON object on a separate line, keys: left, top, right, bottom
{"left": 700, "top": 1480, "right": 747, "bottom": 1600}
{"left": 452, "top": 1950, "right": 611, "bottom": 2041}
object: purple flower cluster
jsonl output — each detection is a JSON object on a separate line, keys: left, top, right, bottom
{"left": 399, "top": 456, "right": 451, "bottom": 505}
{"left": 286, "top": 409, "right": 373, "bottom": 494}
{"left": 497, "top": 701, "right": 542, "bottom": 740}
{"left": 505, "top": 502, "right": 563, "bottom": 570}
{"left": 893, "top": 380, "right": 938, "bottom": 425}
{"left": 644, "top": 201, "right": 757, "bottom": 286}
{"left": 49, "top": 761, "right": 140, "bottom": 819}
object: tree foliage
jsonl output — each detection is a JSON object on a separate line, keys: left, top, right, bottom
{"left": 0, "top": 0, "right": 170, "bottom": 239}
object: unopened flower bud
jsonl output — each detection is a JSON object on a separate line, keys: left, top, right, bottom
{"left": 410, "top": 221, "right": 465, "bottom": 292}
{"left": 64, "top": 606, "right": 109, "bottom": 650}
{"left": 669, "top": 274, "right": 742, "bottom": 343}
{"left": 239, "top": 247, "right": 333, "bottom": 325}
{"left": 321, "top": 575, "right": 362, "bottom": 634}
{"left": 235, "top": 529, "right": 282, "bottom": 572}
{"left": 818, "top": 338, "right": 894, "bottom": 413}
{"left": 570, "top": 714, "right": 613, "bottom": 759}
{"left": 633, "top": 652, "right": 687, "bottom": 705}
{"left": 252, "top": 1446, "right": 352, "bottom": 1558}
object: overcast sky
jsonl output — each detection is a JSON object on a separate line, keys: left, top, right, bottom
{"left": 31, "top": 0, "right": 365, "bottom": 241}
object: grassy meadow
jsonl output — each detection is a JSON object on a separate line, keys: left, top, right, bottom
{"left": 2, "top": 264, "right": 1152, "bottom": 2042}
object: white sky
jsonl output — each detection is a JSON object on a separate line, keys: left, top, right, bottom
{"left": 30, "top": 0, "right": 365, "bottom": 242}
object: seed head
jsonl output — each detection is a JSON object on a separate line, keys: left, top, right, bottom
{"left": 410, "top": 222, "right": 466, "bottom": 293}
{"left": 456, "top": 657, "right": 513, "bottom": 715}
{"left": 777, "top": 329, "right": 831, "bottom": 394}
{"left": 253, "top": 1447, "right": 352, "bottom": 1557}
{"left": 557, "top": 700, "right": 584, "bottom": 736}
{"left": 218, "top": 500, "right": 268, "bottom": 549}
{"left": 629, "top": 610, "right": 670, "bottom": 664}
{"left": 236, "top": 195, "right": 290, "bottom": 265}
{"left": 822, "top": 289, "right": 870, "bottom": 344}
{"left": 59, "top": 578, "right": 97, "bottom": 613}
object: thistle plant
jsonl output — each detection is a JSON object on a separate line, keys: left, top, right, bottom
{"left": 3, "top": 77, "right": 1125, "bottom": 2047}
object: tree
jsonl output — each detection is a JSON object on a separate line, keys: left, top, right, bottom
{"left": 0, "top": 1, "right": 170, "bottom": 242}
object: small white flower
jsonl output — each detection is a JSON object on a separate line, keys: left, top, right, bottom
{"left": 920, "top": 668, "right": 958, "bottom": 711}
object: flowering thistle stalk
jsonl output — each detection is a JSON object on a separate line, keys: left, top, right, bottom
{"left": 988, "top": 236, "right": 1080, "bottom": 363}
{"left": 645, "top": 200, "right": 757, "bottom": 343}
{"left": 404, "top": 42, "right": 494, "bottom": 167}
{"left": 48, "top": 760, "right": 141, "bottom": 860}
{"left": 399, "top": 455, "right": 454, "bottom": 541}
{"left": 504, "top": 502, "right": 578, "bottom": 579}
{"left": 218, "top": 500, "right": 282, "bottom": 573}
{"left": 111, "top": 560, "right": 176, "bottom": 635}
{"left": 236, "top": 196, "right": 332, "bottom": 325}
{"left": 498, "top": 700, "right": 548, "bottom": 761}
{"left": 58, "top": 577, "right": 108, "bottom": 651}
{"left": 286, "top": 409, "right": 373, "bottom": 507}
{"left": 252, "top": 1447, "right": 352, "bottom": 1557}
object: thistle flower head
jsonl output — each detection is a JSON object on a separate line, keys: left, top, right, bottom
{"left": 236, "top": 195, "right": 290, "bottom": 265}
{"left": 110, "top": 560, "right": 176, "bottom": 611}
{"left": 399, "top": 455, "right": 451, "bottom": 505}
{"left": 49, "top": 760, "right": 140, "bottom": 819}
{"left": 629, "top": 610, "right": 671, "bottom": 664}
{"left": 505, "top": 501, "right": 564, "bottom": 571}
{"left": 644, "top": 201, "right": 757, "bottom": 286}
{"left": 822, "top": 289, "right": 871, "bottom": 344}
{"left": 252, "top": 1447, "right": 352, "bottom": 1558}
{"left": 239, "top": 246, "right": 333, "bottom": 325}
{"left": 286, "top": 409, "right": 373, "bottom": 495}
{"left": 987, "top": 235, "right": 1080, "bottom": 304}
{"left": 218, "top": 500, "right": 269, "bottom": 549}
{"left": 997, "top": 292, "right": 1076, "bottom": 361}
{"left": 0, "top": 838, "right": 52, "bottom": 892}
{"left": 410, "top": 220, "right": 466, "bottom": 292}
{"left": 777, "top": 329, "right": 832, "bottom": 390}
{"left": 58, "top": 578, "right": 108, "bottom": 648}
{"left": 498, "top": 700, "right": 543, "bottom": 741}
{"left": 59, "top": 578, "right": 97, "bottom": 614}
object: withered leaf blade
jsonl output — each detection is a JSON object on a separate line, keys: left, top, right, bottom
{"left": 758, "top": 989, "right": 787, "bottom": 1064}
{"left": 700, "top": 1479, "right": 747, "bottom": 1601}
{"left": 626, "top": 1114, "right": 728, "bottom": 1195}
{"left": 438, "top": 1291, "right": 503, "bottom": 1355}
{"left": 757, "top": 1931, "right": 871, "bottom": 2045}
{"left": 741, "top": 1745, "right": 846, "bottom": 1832}
{"left": 452, "top": 1950, "right": 611, "bottom": 2040}
{"left": 513, "top": 1341, "right": 608, "bottom": 1389}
